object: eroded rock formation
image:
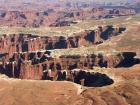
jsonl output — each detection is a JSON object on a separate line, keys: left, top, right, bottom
{"left": 0, "top": 25, "right": 139, "bottom": 81}
{"left": 0, "top": 7, "right": 136, "bottom": 27}
{"left": 0, "top": 50, "right": 139, "bottom": 80}
{"left": 0, "top": 25, "right": 126, "bottom": 56}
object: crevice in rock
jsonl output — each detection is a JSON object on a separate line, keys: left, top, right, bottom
{"left": 73, "top": 71, "right": 114, "bottom": 87}
{"left": 116, "top": 52, "right": 140, "bottom": 67}
{"left": 42, "top": 70, "right": 114, "bottom": 87}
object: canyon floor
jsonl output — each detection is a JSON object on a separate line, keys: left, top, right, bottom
{"left": 0, "top": 65, "right": 140, "bottom": 105}
{"left": 0, "top": 13, "right": 140, "bottom": 105}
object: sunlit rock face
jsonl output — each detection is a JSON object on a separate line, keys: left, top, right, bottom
{"left": 0, "top": 25, "right": 126, "bottom": 55}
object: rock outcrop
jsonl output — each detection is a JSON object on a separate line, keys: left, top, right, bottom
{"left": 0, "top": 25, "right": 139, "bottom": 80}
{"left": 0, "top": 7, "right": 136, "bottom": 27}
{"left": 0, "top": 50, "right": 139, "bottom": 80}
{"left": 0, "top": 25, "right": 126, "bottom": 56}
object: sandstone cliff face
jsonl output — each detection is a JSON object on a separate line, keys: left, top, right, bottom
{"left": 0, "top": 25, "right": 125, "bottom": 55}
{"left": 20, "top": 62, "right": 43, "bottom": 80}
{"left": 0, "top": 50, "right": 139, "bottom": 80}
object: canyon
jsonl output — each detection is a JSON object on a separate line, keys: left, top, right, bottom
{"left": 0, "top": 1, "right": 140, "bottom": 105}
{"left": 0, "top": 24, "right": 139, "bottom": 88}
{"left": 0, "top": 25, "right": 125, "bottom": 54}
{"left": 0, "top": 8, "right": 136, "bottom": 27}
